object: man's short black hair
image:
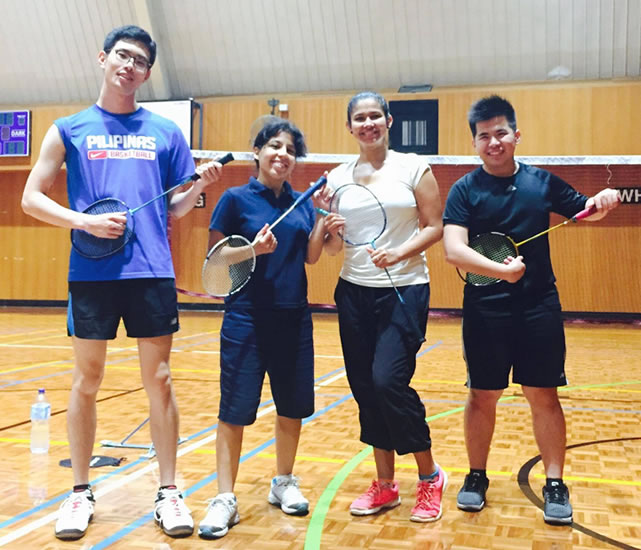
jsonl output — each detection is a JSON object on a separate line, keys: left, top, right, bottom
{"left": 468, "top": 95, "right": 517, "bottom": 137}
{"left": 103, "top": 25, "right": 156, "bottom": 66}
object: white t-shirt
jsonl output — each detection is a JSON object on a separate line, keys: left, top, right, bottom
{"left": 327, "top": 150, "right": 432, "bottom": 287}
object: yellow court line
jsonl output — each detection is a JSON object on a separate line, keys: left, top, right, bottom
{"left": 412, "top": 379, "right": 641, "bottom": 394}
{"left": 0, "top": 344, "right": 73, "bottom": 350}
{"left": 258, "top": 452, "right": 345, "bottom": 464}
{"left": 252, "top": 453, "right": 641, "bottom": 487}
{"left": 0, "top": 438, "right": 68, "bottom": 446}
{"left": 0, "top": 328, "right": 60, "bottom": 341}
{"left": 532, "top": 473, "right": 641, "bottom": 486}
{"left": 3, "top": 333, "right": 70, "bottom": 346}
{"left": 104, "top": 365, "right": 218, "bottom": 374}
{"left": 0, "top": 360, "right": 73, "bottom": 375}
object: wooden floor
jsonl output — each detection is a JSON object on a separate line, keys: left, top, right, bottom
{"left": 0, "top": 307, "right": 639, "bottom": 550}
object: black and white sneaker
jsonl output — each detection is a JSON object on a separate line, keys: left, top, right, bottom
{"left": 456, "top": 472, "right": 489, "bottom": 512}
{"left": 542, "top": 481, "right": 573, "bottom": 525}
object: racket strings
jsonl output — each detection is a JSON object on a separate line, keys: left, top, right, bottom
{"left": 466, "top": 232, "right": 518, "bottom": 286}
{"left": 202, "top": 236, "right": 255, "bottom": 296}
{"left": 331, "top": 185, "right": 387, "bottom": 246}
{"left": 71, "top": 199, "right": 133, "bottom": 258}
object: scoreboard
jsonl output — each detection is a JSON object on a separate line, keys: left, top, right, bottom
{"left": 0, "top": 110, "right": 30, "bottom": 156}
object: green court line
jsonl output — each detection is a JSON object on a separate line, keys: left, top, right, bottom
{"left": 559, "top": 380, "right": 641, "bottom": 391}
{"left": 303, "top": 402, "right": 501, "bottom": 550}
{"left": 304, "top": 379, "right": 638, "bottom": 549}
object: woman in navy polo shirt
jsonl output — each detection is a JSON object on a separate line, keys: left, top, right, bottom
{"left": 198, "top": 120, "right": 328, "bottom": 540}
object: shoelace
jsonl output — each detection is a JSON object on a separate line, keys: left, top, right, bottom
{"left": 206, "top": 497, "right": 231, "bottom": 511}
{"left": 158, "top": 492, "right": 186, "bottom": 516}
{"left": 414, "top": 481, "right": 436, "bottom": 511}
{"left": 545, "top": 484, "right": 567, "bottom": 504}
{"left": 365, "top": 481, "right": 383, "bottom": 498}
{"left": 464, "top": 474, "right": 486, "bottom": 493}
{"left": 61, "top": 493, "right": 92, "bottom": 516}
{"left": 276, "top": 476, "right": 300, "bottom": 490}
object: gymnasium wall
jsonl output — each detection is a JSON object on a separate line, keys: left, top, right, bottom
{"left": 2, "top": 81, "right": 640, "bottom": 313}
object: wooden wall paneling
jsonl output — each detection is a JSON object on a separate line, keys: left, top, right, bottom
{"left": 3, "top": 81, "right": 641, "bottom": 311}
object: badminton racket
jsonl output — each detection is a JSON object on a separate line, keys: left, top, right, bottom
{"left": 71, "top": 152, "right": 234, "bottom": 258}
{"left": 327, "top": 183, "right": 426, "bottom": 344}
{"left": 459, "top": 204, "right": 596, "bottom": 286}
{"left": 201, "top": 174, "right": 327, "bottom": 297}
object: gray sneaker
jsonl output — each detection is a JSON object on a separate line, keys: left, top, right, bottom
{"left": 198, "top": 493, "right": 240, "bottom": 539}
{"left": 456, "top": 472, "right": 489, "bottom": 511}
{"left": 542, "top": 481, "right": 573, "bottom": 525}
{"left": 268, "top": 474, "right": 309, "bottom": 516}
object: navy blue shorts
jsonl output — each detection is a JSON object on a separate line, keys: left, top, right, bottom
{"left": 462, "top": 289, "right": 567, "bottom": 390}
{"left": 68, "top": 279, "right": 179, "bottom": 339}
{"left": 218, "top": 308, "right": 315, "bottom": 426}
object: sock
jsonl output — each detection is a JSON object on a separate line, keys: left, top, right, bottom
{"left": 419, "top": 468, "right": 439, "bottom": 481}
{"left": 159, "top": 484, "right": 177, "bottom": 491}
{"left": 546, "top": 477, "right": 563, "bottom": 487}
{"left": 470, "top": 469, "right": 487, "bottom": 478}
{"left": 73, "top": 484, "right": 90, "bottom": 492}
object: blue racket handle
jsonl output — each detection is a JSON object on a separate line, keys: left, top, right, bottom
{"left": 269, "top": 175, "right": 327, "bottom": 230}
{"left": 316, "top": 207, "right": 329, "bottom": 216}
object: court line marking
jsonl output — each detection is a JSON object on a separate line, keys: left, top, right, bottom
{"left": 0, "top": 365, "right": 348, "bottom": 546}
{"left": 303, "top": 381, "right": 641, "bottom": 550}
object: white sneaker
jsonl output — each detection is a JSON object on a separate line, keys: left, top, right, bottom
{"left": 153, "top": 487, "right": 194, "bottom": 537}
{"left": 268, "top": 474, "right": 309, "bottom": 516}
{"left": 55, "top": 488, "right": 95, "bottom": 540}
{"left": 198, "top": 493, "right": 240, "bottom": 539}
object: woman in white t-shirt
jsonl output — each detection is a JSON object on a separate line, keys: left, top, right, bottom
{"left": 323, "top": 91, "right": 446, "bottom": 522}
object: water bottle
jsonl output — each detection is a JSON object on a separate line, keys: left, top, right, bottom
{"left": 30, "top": 389, "right": 51, "bottom": 454}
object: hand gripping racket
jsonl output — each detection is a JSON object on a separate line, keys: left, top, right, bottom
{"left": 201, "top": 174, "right": 327, "bottom": 297}
{"left": 70, "top": 152, "right": 234, "bottom": 258}
{"left": 459, "top": 204, "right": 596, "bottom": 286}
{"left": 326, "top": 183, "right": 426, "bottom": 344}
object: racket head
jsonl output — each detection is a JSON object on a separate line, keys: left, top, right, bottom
{"left": 202, "top": 235, "right": 256, "bottom": 297}
{"left": 329, "top": 183, "right": 387, "bottom": 246}
{"left": 462, "top": 232, "right": 518, "bottom": 286}
{"left": 70, "top": 198, "right": 134, "bottom": 258}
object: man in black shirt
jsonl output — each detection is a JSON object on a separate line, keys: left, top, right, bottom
{"left": 442, "top": 95, "right": 619, "bottom": 525}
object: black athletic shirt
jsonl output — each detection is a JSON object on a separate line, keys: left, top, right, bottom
{"left": 443, "top": 163, "right": 587, "bottom": 300}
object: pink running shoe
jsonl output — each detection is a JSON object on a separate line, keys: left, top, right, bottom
{"left": 410, "top": 465, "right": 448, "bottom": 522}
{"left": 350, "top": 480, "right": 401, "bottom": 516}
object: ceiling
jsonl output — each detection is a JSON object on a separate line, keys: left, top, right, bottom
{"left": 1, "top": 0, "right": 640, "bottom": 106}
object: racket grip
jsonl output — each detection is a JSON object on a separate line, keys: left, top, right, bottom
{"left": 316, "top": 207, "right": 329, "bottom": 216}
{"left": 191, "top": 153, "right": 234, "bottom": 181}
{"left": 297, "top": 175, "right": 327, "bottom": 203}
{"left": 216, "top": 152, "right": 235, "bottom": 166}
{"left": 572, "top": 204, "right": 597, "bottom": 221}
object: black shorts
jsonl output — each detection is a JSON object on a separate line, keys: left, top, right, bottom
{"left": 68, "top": 278, "right": 179, "bottom": 339}
{"left": 462, "top": 288, "right": 567, "bottom": 390}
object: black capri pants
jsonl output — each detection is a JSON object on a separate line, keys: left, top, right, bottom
{"left": 334, "top": 278, "right": 431, "bottom": 455}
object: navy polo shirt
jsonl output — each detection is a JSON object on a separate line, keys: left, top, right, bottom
{"left": 443, "top": 163, "right": 587, "bottom": 298}
{"left": 209, "top": 177, "right": 315, "bottom": 309}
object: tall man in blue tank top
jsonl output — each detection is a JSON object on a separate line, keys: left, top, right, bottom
{"left": 442, "top": 95, "right": 619, "bottom": 526}
{"left": 22, "top": 25, "right": 224, "bottom": 541}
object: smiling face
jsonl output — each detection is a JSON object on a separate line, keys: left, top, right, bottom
{"left": 98, "top": 39, "right": 151, "bottom": 97}
{"left": 473, "top": 116, "right": 521, "bottom": 176}
{"left": 254, "top": 131, "right": 297, "bottom": 188}
{"left": 347, "top": 97, "right": 392, "bottom": 150}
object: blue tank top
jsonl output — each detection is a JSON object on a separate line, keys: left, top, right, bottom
{"left": 55, "top": 104, "right": 195, "bottom": 281}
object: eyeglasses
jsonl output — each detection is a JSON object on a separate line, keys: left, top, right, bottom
{"left": 113, "top": 49, "right": 151, "bottom": 72}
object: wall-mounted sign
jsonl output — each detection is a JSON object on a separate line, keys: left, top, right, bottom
{"left": 0, "top": 110, "right": 30, "bottom": 156}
